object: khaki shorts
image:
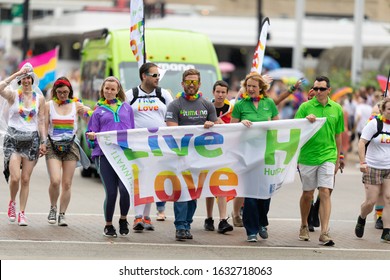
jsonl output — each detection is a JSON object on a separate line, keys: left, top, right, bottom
{"left": 45, "top": 141, "right": 80, "bottom": 162}
{"left": 299, "top": 162, "right": 335, "bottom": 191}
{"left": 362, "top": 166, "right": 390, "bottom": 185}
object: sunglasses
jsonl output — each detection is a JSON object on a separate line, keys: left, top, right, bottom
{"left": 145, "top": 73, "right": 160, "bottom": 78}
{"left": 184, "top": 80, "right": 199, "bottom": 86}
{"left": 312, "top": 87, "right": 328, "bottom": 92}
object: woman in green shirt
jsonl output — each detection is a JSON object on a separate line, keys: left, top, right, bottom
{"left": 231, "top": 72, "right": 279, "bottom": 242}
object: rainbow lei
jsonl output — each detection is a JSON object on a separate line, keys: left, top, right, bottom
{"left": 373, "top": 114, "right": 390, "bottom": 125}
{"left": 238, "top": 92, "right": 264, "bottom": 102}
{"left": 18, "top": 89, "right": 37, "bottom": 122}
{"left": 53, "top": 97, "right": 81, "bottom": 106}
{"left": 97, "top": 98, "right": 122, "bottom": 112}
{"left": 178, "top": 92, "right": 202, "bottom": 101}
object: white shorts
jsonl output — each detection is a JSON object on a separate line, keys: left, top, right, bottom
{"left": 299, "top": 162, "right": 335, "bottom": 191}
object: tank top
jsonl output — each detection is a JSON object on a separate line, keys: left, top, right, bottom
{"left": 48, "top": 100, "right": 78, "bottom": 141}
{"left": 8, "top": 90, "right": 40, "bottom": 132}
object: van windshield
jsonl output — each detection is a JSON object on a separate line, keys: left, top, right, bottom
{"left": 119, "top": 62, "right": 219, "bottom": 101}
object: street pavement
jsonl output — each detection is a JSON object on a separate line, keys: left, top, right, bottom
{"left": 0, "top": 151, "right": 389, "bottom": 260}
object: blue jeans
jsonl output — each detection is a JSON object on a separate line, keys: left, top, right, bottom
{"left": 243, "top": 197, "right": 271, "bottom": 236}
{"left": 173, "top": 200, "right": 197, "bottom": 230}
{"left": 156, "top": 201, "right": 166, "bottom": 212}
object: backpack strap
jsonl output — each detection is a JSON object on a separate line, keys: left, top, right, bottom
{"left": 155, "top": 87, "right": 166, "bottom": 104}
{"left": 129, "top": 87, "right": 139, "bottom": 105}
{"left": 371, "top": 118, "right": 383, "bottom": 140}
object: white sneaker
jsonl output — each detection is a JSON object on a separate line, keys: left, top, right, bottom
{"left": 58, "top": 213, "right": 68, "bottom": 227}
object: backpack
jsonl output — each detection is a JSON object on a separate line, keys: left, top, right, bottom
{"left": 129, "top": 87, "right": 166, "bottom": 105}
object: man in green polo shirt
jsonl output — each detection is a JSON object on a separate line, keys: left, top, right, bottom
{"left": 294, "top": 76, "right": 344, "bottom": 246}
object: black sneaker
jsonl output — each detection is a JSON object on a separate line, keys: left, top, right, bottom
{"left": 119, "top": 219, "right": 129, "bottom": 236}
{"left": 204, "top": 217, "right": 215, "bottom": 231}
{"left": 104, "top": 225, "right": 117, "bottom": 238}
{"left": 375, "top": 217, "right": 383, "bottom": 230}
{"left": 381, "top": 229, "right": 390, "bottom": 243}
{"left": 176, "top": 229, "right": 186, "bottom": 241}
{"left": 217, "top": 218, "right": 233, "bottom": 234}
{"left": 259, "top": 226, "right": 269, "bottom": 239}
{"left": 355, "top": 216, "right": 366, "bottom": 238}
{"left": 185, "top": 230, "right": 193, "bottom": 239}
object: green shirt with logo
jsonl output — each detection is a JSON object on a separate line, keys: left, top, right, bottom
{"left": 294, "top": 97, "right": 344, "bottom": 165}
{"left": 232, "top": 97, "right": 278, "bottom": 122}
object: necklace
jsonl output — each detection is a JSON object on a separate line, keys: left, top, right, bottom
{"left": 375, "top": 114, "right": 390, "bottom": 125}
{"left": 179, "top": 92, "right": 202, "bottom": 101}
{"left": 238, "top": 92, "right": 264, "bottom": 102}
{"left": 53, "top": 97, "right": 81, "bottom": 106}
{"left": 97, "top": 98, "right": 122, "bottom": 112}
{"left": 18, "top": 89, "right": 37, "bottom": 122}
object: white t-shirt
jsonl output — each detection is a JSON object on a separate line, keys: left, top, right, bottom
{"left": 125, "top": 86, "right": 173, "bottom": 128}
{"left": 361, "top": 118, "right": 390, "bottom": 169}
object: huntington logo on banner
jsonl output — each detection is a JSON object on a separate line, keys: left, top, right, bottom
{"left": 96, "top": 118, "right": 325, "bottom": 208}
{"left": 251, "top": 17, "right": 270, "bottom": 74}
{"left": 130, "top": 0, "right": 145, "bottom": 69}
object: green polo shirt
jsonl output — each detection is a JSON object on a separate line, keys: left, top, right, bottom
{"left": 294, "top": 97, "right": 344, "bottom": 165}
{"left": 232, "top": 97, "right": 278, "bottom": 122}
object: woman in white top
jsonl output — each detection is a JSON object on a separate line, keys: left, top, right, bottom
{"left": 356, "top": 97, "right": 390, "bottom": 243}
{"left": 0, "top": 63, "right": 46, "bottom": 226}
{"left": 45, "top": 77, "right": 90, "bottom": 226}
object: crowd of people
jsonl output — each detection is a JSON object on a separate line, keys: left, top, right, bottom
{"left": 0, "top": 62, "right": 389, "bottom": 246}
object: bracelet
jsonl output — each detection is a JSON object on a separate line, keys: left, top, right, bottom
{"left": 40, "top": 139, "right": 47, "bottom": 145}
{"left": 360, "top": 162, "right": 367, "bottom": 164}
{"left": 339, "top": 154, "right": 345, "bottom": 160}
{"left": 288, "top": 85, "right": 296, "bottom": 93}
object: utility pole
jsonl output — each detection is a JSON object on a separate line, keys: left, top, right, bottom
{"left": 292, "top": 0, "right": 305, "bottom": 71}
{"left": 351, "top": 0, "right": 364, "bottom": 85}
{"left": 22, "top": 0, "right": 29, "bottom": 60}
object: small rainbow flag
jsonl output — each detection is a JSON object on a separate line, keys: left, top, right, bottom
{"left": 18, "top": 47, "right": 59, "bottom": 91}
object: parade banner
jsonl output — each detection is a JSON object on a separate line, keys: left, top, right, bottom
{"left": 97, "top": 118, "right": 326, "bottom": 208}
{"left": 130, "top": 0, "right": 146, "bottom": 69}
{"left": 251, "top": 17, "right": 270, "bottom": 74}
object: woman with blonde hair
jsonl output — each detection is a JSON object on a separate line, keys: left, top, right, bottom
{"left": 231, "top": 72, "right": 279, "bottom": 242}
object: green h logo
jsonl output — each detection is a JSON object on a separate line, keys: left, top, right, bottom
{"left": 264, "top": 129, "right": 301, "bottom": 165}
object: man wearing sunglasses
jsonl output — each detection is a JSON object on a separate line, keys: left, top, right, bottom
{"left": 165, "top": 68, "right": 218, "bottom": 241}
{"left": 294, "top": 76, "right": 344, "bottom": 246}
{"left": 125, "top": 62, "right": 174, "bottom": 232}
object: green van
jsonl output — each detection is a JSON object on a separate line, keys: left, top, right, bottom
{"left": 79, "top": 28, "right": 221, "bottom": 176}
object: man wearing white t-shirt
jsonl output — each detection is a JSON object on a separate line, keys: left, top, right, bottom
{"left": 125, "top": 62, "right": 173, "bottom": 232}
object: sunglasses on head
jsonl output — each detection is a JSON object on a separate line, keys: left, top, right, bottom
{"left": 184, "top": 80, "right": 199, "bottom": 86}
{"left": 312, "top": 87, "right": 328, "bottom": 92}
{"left": 145, "top": 73, "right": 160, "bottom": 78}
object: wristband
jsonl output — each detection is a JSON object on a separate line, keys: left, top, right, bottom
{"left": 339, "top": 154, "right": 345, "bottom": 160}
{"left": 288, "top": 85, "right": 296, "bottom": 93}
{"left": 360, "top": 162, "right": 367, "bottom": 164}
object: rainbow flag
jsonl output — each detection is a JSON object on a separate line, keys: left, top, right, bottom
{"left": 18, "top": 47, "right": 59, "bottom": 91}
